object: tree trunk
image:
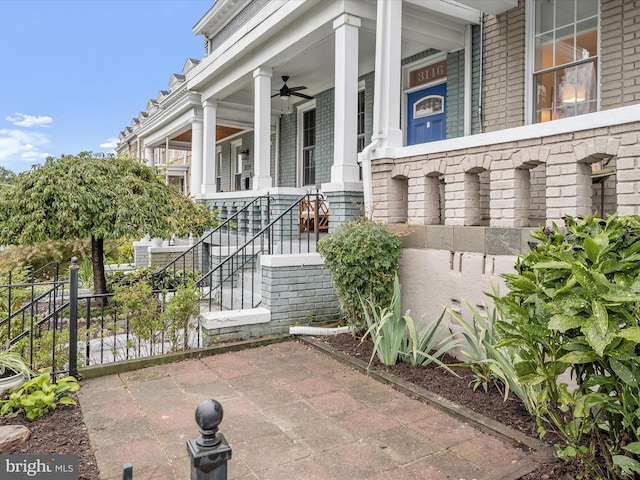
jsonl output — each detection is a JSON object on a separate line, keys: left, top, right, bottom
{"left": 91, "top": 236, "right": 108, "bottom": 300}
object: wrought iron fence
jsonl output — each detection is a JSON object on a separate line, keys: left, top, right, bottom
{"left": 0, "top": 259, "right": 203, "bottom": 377}
{"left": 0, "top": 192, "right": 328, "bottom": 375}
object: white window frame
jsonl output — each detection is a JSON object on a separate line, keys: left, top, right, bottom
{"left": 296, "top": 99, "right": 317, "bottom": 188}
{"left": 215, "top": 146, "right": 222, "bottom": 192}
{"left": 230, "top": 139, "right": 243, "bottom": 191}
{"left": 524, "top": 0, "right": 600, "bottom": 125}
{"left": 357, "top": 80, "right": 366, "bottom": 154}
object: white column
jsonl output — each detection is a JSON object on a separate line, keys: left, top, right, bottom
{"left": 202, "top": 99, "right": 217, "bottom": 193}
{"left": 253, "top": 66, "right": 273, "bottom": 190}
{"left": 331, "top": 13, "right": 361, "bottom": 184}
{"left": 144, "top": 147, "right": 154, "bottom": 166}
{"left": 190, "top": 117, "right": 203, "bottom": 197}
{"left": 372, "top": 0, "right": 403, "bottom": 149}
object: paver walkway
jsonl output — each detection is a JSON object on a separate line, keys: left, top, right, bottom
{"left": 78, "top": 340, "right": 539, "bottom": 480}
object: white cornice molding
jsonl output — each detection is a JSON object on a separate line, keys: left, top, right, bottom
{"left": 192, "top": 0, "right": 253, "bottom": 39}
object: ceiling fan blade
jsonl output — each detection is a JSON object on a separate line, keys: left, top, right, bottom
{"left": 289, "top": 86, "right": 308, "bottom": 92}
{"left": 292, "top": 92, "right": 313, "bottom": 100}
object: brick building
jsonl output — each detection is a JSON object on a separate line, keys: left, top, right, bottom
{"left": 117, "top": 0, "right": 640, "bottom": 329}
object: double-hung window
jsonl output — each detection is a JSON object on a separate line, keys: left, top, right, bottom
{"left": 302, "top": 108, "right": 316, "bottom": 186}
{"left": 532, "top": 0, "right": 598, "bottom": 123}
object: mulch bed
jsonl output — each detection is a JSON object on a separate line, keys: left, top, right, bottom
{"left": 320, "top": 333, "right": 583, "bottom": 480}
{"left": 0, "top": 393, "right": 100, "bottom": 480}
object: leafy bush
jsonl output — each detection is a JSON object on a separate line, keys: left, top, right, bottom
{"left": 317, "top": 219, "right": 402, "bottom": 331}
{"left": 106, "top": 267, "right": 199, "bottom": 292}
{"left": 113, "top": 281, "right": 162, "bottom": 354}
{"left": 0, "top": 374, "right": 79, "bottom": 420}
{"left": 360, "top": 276, "right": 408, "bottom": 366}
{"left": 161, "top": 280, "right": 201, "bottom": 351}
{"left": 493, "top": 215, "right": 640, "bottom": 479}
{"left": 0, "top": 238, "right": 90, "bottom": 275}
{"left": 0, "top": 347, "right": 32, "bottom": 379}
{"left": 361, "top": 275, "right": 459, "bottom": 374}
{"left": 448, "top": 300, "right": 535, "bottom": 412}
{"left": 105, "top": 239, "right": 134, "bottom": 265}
{"left": 403, "top": 308, "right": 462, "bottom": 370}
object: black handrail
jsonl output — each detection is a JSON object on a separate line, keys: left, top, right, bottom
{"left": 197, "top": 192, "right": 325, "bottom": 311}
{"left": 152, "top": 195, "right": 271, "bottom": 290}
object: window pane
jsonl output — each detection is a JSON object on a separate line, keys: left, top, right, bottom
{"left": 557, "top": 61, "right": 597, "bottom": 113}
{"left": 555, "top": 0, "right": 574, "bottom": 28}
{"left": 577, "top": 0, "right": 597, "bottom": 21}
{"left": 576, "top": 18, "right": 597, "bottom": 58}
{"left": 303, "top": 149, "right": 315, "bottom": 186}
{"left": 535, "top": 32, "right": 554, "bottom": 70}
{"left": 554, "top": 26, "right": 575, "bottom": 66}
{"left": 535, "top": 0, "right": 554, "bottom": 33}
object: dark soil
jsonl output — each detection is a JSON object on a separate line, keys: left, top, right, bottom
{"left": 0, "top": 336, "right": 584, "bottom": 480}
{"left": 320, "top": 333, "right": 583, "bottom": 480}
{"left": 0, "top": 393, "right": 100, "bottom": 480}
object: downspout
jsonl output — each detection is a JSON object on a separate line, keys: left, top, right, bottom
{"left": 274, "top": 117, "right": 280, "bottom": 188}
{"left": 359, "top": 136, "right": 381, "bottom": 220}
{"left": 478, "top": 13, "right": 485, "bottom": 133}
{"left": 464, "top": 24, "right": 472, "bottom": 136}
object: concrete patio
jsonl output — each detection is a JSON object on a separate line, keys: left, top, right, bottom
{"left": 78, "top": 339, "right": 549, "bottom": 480}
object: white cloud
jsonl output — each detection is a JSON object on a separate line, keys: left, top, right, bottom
{"left": 0, "top": 128, "right": 51, "bottom": 164}
{"left": 6, "top": 113, "right": 53, "bottom": 128}
{"left": 100, "top": 138, "right": 119, "bottom": 149}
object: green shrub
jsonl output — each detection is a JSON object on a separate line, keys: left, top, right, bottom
{"left": 361, "top": 275, "right": 459, "bottom": 374}
{"left": 106, "top": 267, "right": 199, "bottom": 292}
{"left": 0, "top": 374, "right": 79, "bottom": 420}
{"left": 317, "top": 219, "right": 402, "bottom": 331}
{"left": 105, "top": 239, "right": 134, "bottom": 265}
{"left": 448, "top": 300, "right": 535, "bottom": 411}
{"left": 0, "top": 238, "right": 90, "bottom": 275}
{"left": 402, "top": 308, "right": 462, "bottom": 371}
{"left": 161, "top": 280, "right": 201, "bottom": 351}
{"left": 113, "top": 281, "right": 162, "bottom": 355}
{"left": 493, "top": 214, "right": 640, "bottom": 479}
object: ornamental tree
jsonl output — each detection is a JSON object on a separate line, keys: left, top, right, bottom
{"left": 0, "top": 152, "right": 218, "bottom": 296}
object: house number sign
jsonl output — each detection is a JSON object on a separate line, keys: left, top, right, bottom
{"left": 409, "top": 60, "right": 447, "bottom": 88}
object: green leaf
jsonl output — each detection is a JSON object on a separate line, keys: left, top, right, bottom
{"left": 612, "top": 455, "right": 640, "bottom": 475}
{"left": 572, "top": 264, "right": 597, "bottom": 298}
{"left": 609, "top": 359, "right": 638, "bottom": 387}
{"left": 548, "top": 314, "right": 583, "bottom": 332}
{"left": 557, "top": 350, "right": 598, "bottom": 364}
{"left": 581, "top": 320, "right": 614, "bottom": 356}
{"left": 583, "top": 235, "right": 601, "bottom": 263}
{"left": 532, "top": 260, "right": 572, "bottom": 269}
{"left": 624, "top": 442, "right": 640, "bottom": 455}
{"left": 592, "top": 300, "right": 609, "bottom": 337}
{"left": 575, "top": 392, "right": 609, "bottom": 417}
{"left": 617, "top": 327, "right": 640, "bottom": 344}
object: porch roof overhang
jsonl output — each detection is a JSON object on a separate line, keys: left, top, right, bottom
{"left": 185, "top": 0, "right": 504, "bottom": 113}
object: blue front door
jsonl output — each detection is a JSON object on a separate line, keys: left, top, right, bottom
{"left": 407, "top": 83, "right": 446, "bottom": 145}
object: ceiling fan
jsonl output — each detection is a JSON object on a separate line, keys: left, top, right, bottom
{"left": 272, "top": 76, "right": 313, "bottom": 100}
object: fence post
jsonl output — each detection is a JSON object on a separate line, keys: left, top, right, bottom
{"left": 68, "top": 257, "right": 79, "bottom": 378}
{"left": 122, "top": 464, "right": 133, "bottom": 480}
{"left": 186, "top": 399, "right": 232, "bottom": 480}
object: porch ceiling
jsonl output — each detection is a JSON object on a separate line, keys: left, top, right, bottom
{"left": 216, "top": 0, "right": 478, "bottom": 119}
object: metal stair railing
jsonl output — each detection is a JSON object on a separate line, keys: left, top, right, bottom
{"left": 152, "top": 195, "right": 271, "bottom": 290}
{"left": 198, "top": 192, "right": 326, "bottom": 311}
{"left": 0, "top": 262, "right": 65, "bottom": 342}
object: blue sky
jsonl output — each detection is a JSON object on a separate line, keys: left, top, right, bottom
{"left": 0, "top": 0, "right": 212, "bottom": 173}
